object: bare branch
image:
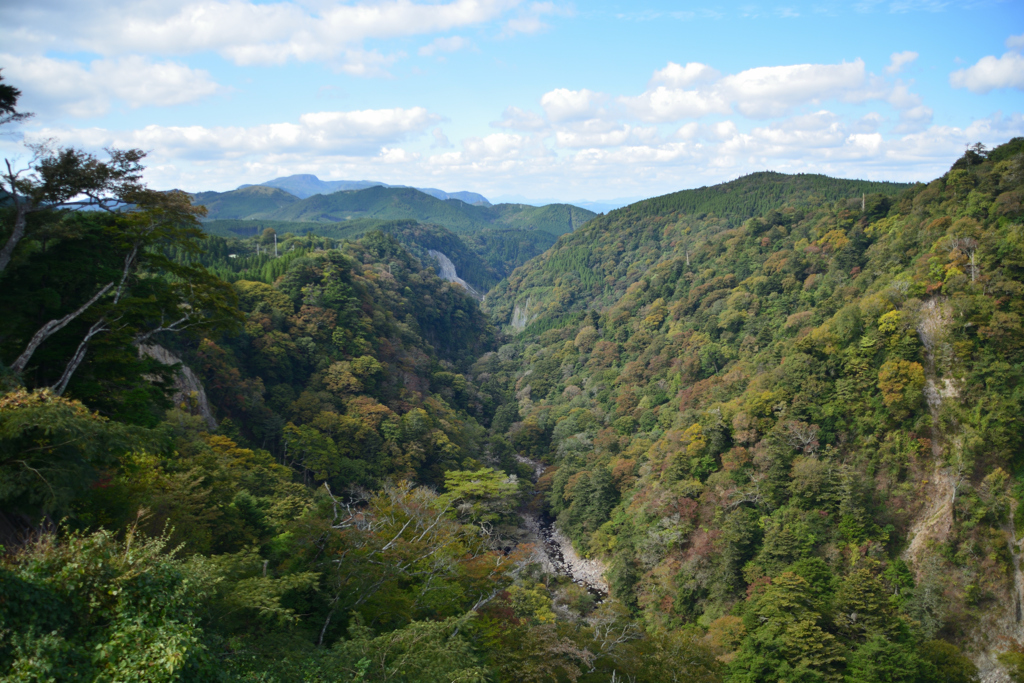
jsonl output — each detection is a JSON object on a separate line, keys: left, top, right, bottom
{"left": 133, "top": 316, "right": 194, "bottom": 347}
{"left": 10, "top": 282, "right": 113, "bottom": 374}
{"left": 0, "top": 159, "right": 28, "bottom": 273}
{"left": 51, "top": 318, "right": 109, "bottom": 396}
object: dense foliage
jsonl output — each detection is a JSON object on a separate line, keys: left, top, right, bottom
{"left": 480, "top": 140, "right": 1023, "bottom": 680}
{"left": 202, "top": 219, "right": 556, "bottom": 290}
{"left": 2, "top": 75, "right": 1019, "bottom": 682}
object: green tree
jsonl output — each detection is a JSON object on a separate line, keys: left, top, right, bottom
{"left": 436, "top": 467, "right": 521, "bottom": 527}
{"left": 0, "top": 389, "right": 141, "bottom": 520}
{"left": 0, "top": 70, "right": 32, "bottom": 127}
{"left": 919, "top": 640, "right": 979, "bottom": 683}
{"left": 327, "top": 612, "right": 488, "bottom": 682}
{"left": 731, "top": 572, "right": 845, "bottom": 683}
{"left": 844, "top": 634, "right": 930, "bottom": 683}
{"left": 0, "top": 526, "right": 219, "bottom": 682}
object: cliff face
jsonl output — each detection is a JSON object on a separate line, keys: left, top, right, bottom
{"left": 138, "top": 344, "right": 217, "bottom": 430}
{"left": 428, "top": 249, "right": 483, "bottom": 300}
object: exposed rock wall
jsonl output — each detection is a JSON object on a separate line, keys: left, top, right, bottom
{"left": 511, "top": 296, "right": 533, "bottom": 331}
{"left": 428, "top": 250, "right": 483, "bottom": 300}
{"left": 138, "top": 344, "right": 217, "bottom": 430}
{"left": 903, "top": 298, "right": 954, "bottom": 564}
{"left": 907, "top": 299, "right": 1022, "bottom": 681}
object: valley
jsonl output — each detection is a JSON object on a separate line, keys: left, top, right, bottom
{"left": 2, "top": 137, "right": 1024, "bottom": 682}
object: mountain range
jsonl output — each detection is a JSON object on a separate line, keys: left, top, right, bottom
{"left": 239, "top": 173, "right": 491, "bottom": 205}
{"left": 192, "top": 184, "right": 597, "bottom": 237}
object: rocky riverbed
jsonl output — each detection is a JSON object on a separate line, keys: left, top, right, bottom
{"left": 523, "top": 512, "right": 608, "bottom": 598}
{"left": 514, "top": 455, "right": 608, "bottom": 598}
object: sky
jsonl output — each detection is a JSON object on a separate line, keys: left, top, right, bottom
{"left": 1, "top": 0, "right": 1023, "bottom": 205}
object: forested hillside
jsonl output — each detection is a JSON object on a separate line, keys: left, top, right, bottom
{"left": 0, "top": 148, "right": 542, "bottom": 679}
{"left": 195, "top": 184, "right": 596, "bottom": 238}
{"left": 2, "top": 86, "right": 1023, "bottom": 683}
{"left": 482, "top": 138, "right": 1024, "bottom": 680}
{"left": 194, "top": 184, "right": 587, "bottom": 287}
{"left": 191, "top": 186, "right": 301, "bottom": 220}
{"left": 195, "top": 220, "right": 538, "bottom": 294}
{"left": 202, "top": 217, "right": 558, "bottom": 289}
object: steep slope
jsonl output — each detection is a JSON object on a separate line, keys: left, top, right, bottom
{"left": 482, "top": 202, "right": 595, "bottom": 236}
{"left": 477, "top": 144, "right": 1024, "bottom": 678}
{"left": 486, "top": 172, "right": 913, "bottom": 328}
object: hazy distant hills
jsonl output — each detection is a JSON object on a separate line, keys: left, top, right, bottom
{"left": 193, "top": 184, "right": 597, "bottom": 237}
{"left": 239, "top": 174, "right": 491, "bottom": 206}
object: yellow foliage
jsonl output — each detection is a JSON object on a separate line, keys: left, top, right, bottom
{"left": 682, "top": 423, "right": 706, "bottom": 457}
{"left": 877, "top": 360, "right": 925, "bottom": 408}
{"left": 818, "top": 229, "right": 850, "bottom": 252}
{"left": 506, "top": 584, "right": 556, "bottom": 624}
{"left": 233, "top": 280, "right": 293, "bottom": 313}
{"left": 877, "top": 310, "right": 903, "bottom": 335}
{"left": 325, "top": 361, "right": 362, "bottom": 395}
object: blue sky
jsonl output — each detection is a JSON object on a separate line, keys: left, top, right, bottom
{"left": 2, "top": 0, "right": 1022, "bottom": 204}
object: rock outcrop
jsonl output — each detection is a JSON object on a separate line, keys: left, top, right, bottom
{"left": 138, "top": 344, "right": 217, "bottom": 430}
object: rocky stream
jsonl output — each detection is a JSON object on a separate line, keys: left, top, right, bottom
{"left": 514, "top": 455, "right": 608, "bottom": 600}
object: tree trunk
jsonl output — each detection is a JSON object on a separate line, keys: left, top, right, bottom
{"left": 9, "top": 282, "right": 113, "bottom": 374}
{"left": 51, "top": 318, "right": 108, "bottom": 396}
{"left": 0, "top": 205, "right": 27, "bottom": 275}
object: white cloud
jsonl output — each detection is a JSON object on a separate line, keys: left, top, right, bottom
{"left": 719, "top": 60, "right": 867, "bottom": 117}
{"left": 1008, "top": 33, "right": 1024, "bottom": 51}
{"left": 619, "top": 87, "right": 730, "bottom": 122}
{"left": 674, "top": 122, "right": 700, "bottom": 140}
{"left": 950, "top": 49, "right": 1024, "bottom": 93}
{"left": 0, "top": 0, "right": 521, "bottom": 71}
{"left": 0, "top": 54, "right": 221, "bottom": 117}
{"left": 617, "top": 58, "right": 897, "bottom": 124}
{"left": 887, "top": 81, "right": 922, "bottom": 109}
{"left": 492, "top": 106, "right": 548, "bottom": 130}
{"left": 334, "top": 49, "right": 404, "bottom": 77}
{"left": 540, "top": 88, "right": 605, "bottom": 122}
{"left": 432, "top": 127, "right": 453, "bottom": 148}
{"left": 461, "top": 132, "right": 533, "bottom": 159}
{"left": 649, "top": 62, "right": 720, "bottom": 88}
{"left": 852, "top": 112, "right": 884, "bottom": 133}
{"left": 380, "top": 147, "right": 418, "bottom": 163}
{"left": 419, "top": 36, "right": 471, "bottom": 56}
{"left": 710, "top": 121, "right": 738, "bottom": 140}
{"left": 893, "top": 105, "right": 933, "bottom": 133}
{"left": 500, "top": 16, "right": 548, "bottom": 36}
{"left": 884, "top": 50, "right": 918, "bottom": 74}
{"left": 498, "top": 2, "right": 567, "bottom": 38}
{"left": 554, "top": 125, "right": 660, "bottom": 149}
{"left": 33, "top": 107, "right": 439, "bottom": 162}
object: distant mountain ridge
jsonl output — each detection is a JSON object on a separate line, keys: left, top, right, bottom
{"left": 192, "top": 185, "right": 300, "bottom": 220}
{"left": 193, "top": 184, "right": 597, "bottom": 237}
{"left": 239, "top": 174, "right": 491, "bottom": 206}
